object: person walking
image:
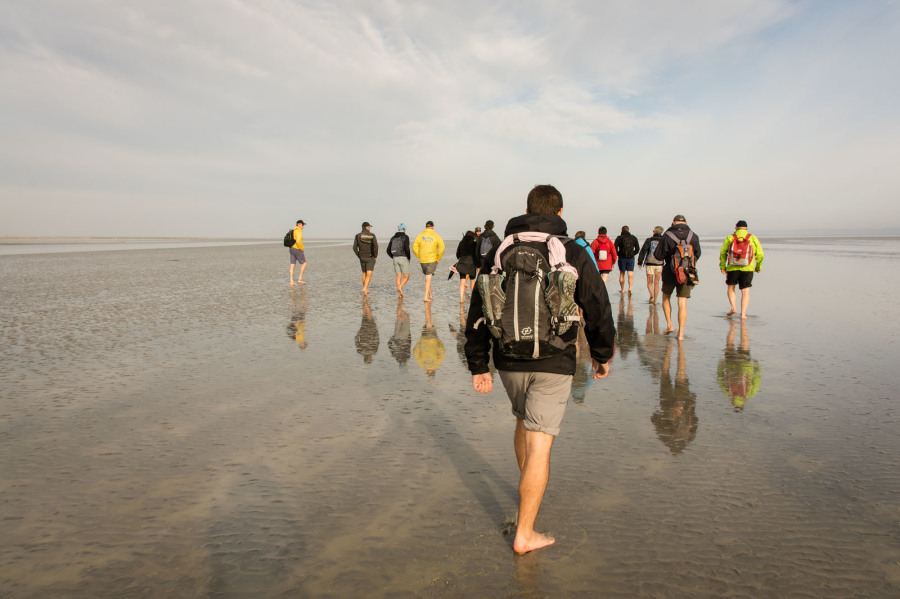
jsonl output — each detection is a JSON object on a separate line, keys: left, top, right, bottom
{"left": 454, "top": 230, "right": 479, "bottom": 303}
{"left": 288, "top": 219, "right": 307, "bottom": 286}
{"left": 590, "top": 226, "right": 617, "bottom": 282}
{"left": 387, "top": 223, "right": 412, "bottom": 297}
{"left": 719, "top": 220, "right": 764, "bottom": 319}
{"left": 653, "top": 215, "right": 701, "bottom": 340}
{"left": 614, "top": 225, "right": 641, "bottom": 294}
{"left": 574, "top": 231, "right": 599, "bottom": 270}
{"left": 353, "top": 222, "right": 378, "bottom": 296}
{"left": 412, "top": 220, "right": 445, "bottom": 302}
{"left": 637, "top": 226, "right": 665, "bottom": 304}
{"left": 465, "top": 184, "right": 616, "bottom": 554}
{"left": 476, "top": 219, "right": 502, "bottom": 268}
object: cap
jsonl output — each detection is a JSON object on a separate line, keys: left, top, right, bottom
{"left": 426, "top": 220, "right": 434, "bottom": 227}
{"left": 485, "top": 219, "right": 494, "bottom": 228}
{"left": 296, "top": 219, "right": 306, "bottom": 225}
{"left": 398, "top": 222, "right": 406, "bottom": 231}
{"left": 673, "top": 214, "right": 686, "bottom": 223}
{"left": 362, "top": 221, "right": 372, "bottom": 228}
{"left": 735, "top": 220, "right": 748, "bottom": 228}
{"left": 475, "top": 227, "right": 482, "bottom": 232}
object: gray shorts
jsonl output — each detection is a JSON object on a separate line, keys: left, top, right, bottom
{"left": 420, "top": 261, "right": 438, "bottom": 275}
{"left": 393, "top": 256, "right": 410, "bottom": 274}
{"left": 498, "top": 371, "right": 573, "bottom": 436}
{"left": 289, "top": 248, "right": 306, "bottom": 265}
{"left": 359, "top": 257, "right": 376, "bottom": 272}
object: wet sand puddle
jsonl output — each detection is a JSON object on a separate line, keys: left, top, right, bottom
{"left": 1, "top": 240, "right": 899, "bottom": 597}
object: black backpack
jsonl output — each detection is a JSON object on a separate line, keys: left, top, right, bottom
{"left": 283, "top": 229, "right": 296, "bottom": 248}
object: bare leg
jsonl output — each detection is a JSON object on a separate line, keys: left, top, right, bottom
{"left": 676, "top": 296, "right": 688, "bottom": 340}
{"left": 726, "top": 285, "right": 737, "bottom": 315}
{"left": 459, "top": 277, "right": 466, "bottom": 303}
{"left": 627, "top": 271, "right": 634, "bottom": 293}
{"left": 652, "top": 272, "right": 661, "bottom": 304}
{"left": 400, "top": 273, "right": 409, "bottom": 296}
{"left": 297, "top": 262, "right": 307, "bottom": 283}
{"left": 740, "top": 287, "right": 750, "bottom": 319}
{"left": 396, "top": 272, "right": 403, "bottom": 296}
{"left": 424, "top": 274, "right": 434, "bottom": 301}
{"left": 662, "top": 293, "right": 674, "bottom": 334}
{"left": 618, "top": 271, "right": 625, "bottom": 292}
{"left": 362, "top": 270, "right": 372, "bottom": 295}
{"left": 289, "top": 263, "right": 296, "bottom": 286}
{"left": 512, "top": 420, "right": 556, "bottom": 554}
{"left": 600, "top": 272, "right": 608, "bottom": 283}
{"left": 646, "top": 272, "right": 654, "bottom": 299}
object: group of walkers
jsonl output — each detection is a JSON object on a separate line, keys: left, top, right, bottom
{"left": 287, "top": 187, "right": 765, "bottom": 556}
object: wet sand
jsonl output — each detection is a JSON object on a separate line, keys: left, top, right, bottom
{"left": 1, "top": 238, "right": 899, "bottom": 597}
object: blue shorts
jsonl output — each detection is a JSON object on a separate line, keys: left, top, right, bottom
{"left": 618, "top": 257, "right": 635, "bottom": 272}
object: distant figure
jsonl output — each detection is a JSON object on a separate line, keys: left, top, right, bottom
{"left": 387, "top": 223, "right": 412, "bottom": 298}
{"left": 353, "top": 221, "right": 378, "bottom": 296}
{"left": 288, "top": 219, "right": 307, "bottom": 286}
{"left": 614, "top": 225, "right": 640, "bottom": 294}
{"left": 388, "top": 298, "right": 411, "bottom": 368}
{"left": 465, "top": 184, "right": 616, "bottom": 555}
{"left": 719, "top": 220, "right": 764, "bottom": 319}
{"left": 355, "top": 297, "right": 380, "bottom": 363}
{"left": 573, "top": 231, "right": 599, "bottom": 271}
{"left": 412, "top": 220, "right": 445, "bottom": 302}
{"left": 590, "top": 226, "right": 617, "bottom": 282}
{"left": 637, "top": 226, "right": 666, "bottom": 304}
{"left": 717, "top": 319, "right": 762, "bottom": 411}
{"left": 455, "top": 230, "right": 479, "bottom": 303}
{"left": 653, "top": 215, "right": 701, "bottom": 340}
{"left": 414, "top": 301, "right": 445, "bottom": 377}
{"left": 477, "top": 219, "right": 502, "bottom": 268}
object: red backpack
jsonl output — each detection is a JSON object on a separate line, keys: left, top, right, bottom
{"left": 728, "top": 234, "right": 754, "bottom": 267}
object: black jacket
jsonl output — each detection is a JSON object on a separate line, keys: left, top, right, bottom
{"left": 614, "top": 232, "right": 640, "bottom": 259}
{"left": 386, "top": 232, "right": 411, "bottom": 260}
{"left": 476, "top": 229, "right": 502, "bottom": 267}
{"left": 653, "top": 223, "right": 701, "bottom": 284}
{"left": 455, "top": 234, "right": 479, "bottom": 277}
{"left": 464, "top": 213, "right": 616, "bottom": 375}
{"left": 353, "top": 229, "right": 378, "bottom": 259}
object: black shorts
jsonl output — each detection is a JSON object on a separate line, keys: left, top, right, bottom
{"left": 726, "top": 270, "right": 754, "bottom": 289}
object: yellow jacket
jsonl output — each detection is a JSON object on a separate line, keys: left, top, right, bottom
{"left": 412, "top": 228, "right": 445, "bottom": 263}
{"left": 292, "top": 226, "right": 304, "bottom": 250}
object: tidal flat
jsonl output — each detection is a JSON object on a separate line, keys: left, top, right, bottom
{"left": 1, "top": 237, "right": 898, "bottom": 597}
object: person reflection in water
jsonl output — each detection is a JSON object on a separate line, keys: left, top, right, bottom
{"left": 287, "top": 287, "right": 308, "bottom": 350}
{"left": 616, "top": 293, "right": 637, "bottom": 359}
{"left": 354, "top": 297, "right": 380, "bottom": 364}
{"left": 717, "top": 319, "right": 762, "bottom": 411}
{"left": 388, "top": 298, "right": 411, "bottom": 368}
{"left": 414, "top": 301, "right": 445, "bottom": 377}
{"left": 651, "top": 340, "right": 698, "bottom": 453}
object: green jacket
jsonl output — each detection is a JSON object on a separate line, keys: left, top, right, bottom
{"left": 719, "top": 230, "right": 764, "bottom": 272}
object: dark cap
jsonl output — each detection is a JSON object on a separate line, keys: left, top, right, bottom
{"left": 475, "top": 227, "right": 482, "bottom": 232}
{"left": 673, "top": 214, "right": 686, "bottom": 223}
{"left": 296, "top": 219, "right": 306, "bottom": 225}
{"left": 735, "top": 220, "right": 748, "bottom": 228}
{"left": 426, "top": 220, "right": 434, "bottom": 227}
{"left": 362, "top": 221, "right": 372, "bottom": 228}
{"left": 485, "top": 219, "right": 494, "bottom": 228}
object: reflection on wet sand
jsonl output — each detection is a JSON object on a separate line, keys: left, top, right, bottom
{"left": 616, "top": 294, "right": 638, "bottom": 359}
{"left": 448, "top": 303, "right": 468, "bottom": 368}
{"left": 650, "top": 339, "right": 698, "bottom": 453}
{"left": 717, "top": 319, "right": 762, "bottom": 411}
{"left": 387, "top": 298, "right": 411, "bottom": 368}
{"left": 287, "top": 286, "right": 308, "bottom": 349}
{"left": 414, "top": 301, "right": 445, "bottom": 377}
{"left": 355, "top": 297, "right": 379, "bottom": 363}
{"left": 571, "top": 330, "right": 594, "bottom": 404}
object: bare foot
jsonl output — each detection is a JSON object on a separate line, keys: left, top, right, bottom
{"left": 290, "top": 281, "right": 296, "bottom": 286}
{"left": 424, "top": 297, "right": 432, "bottom": 303}
{"left": 513, "top": 531, "right": 555, "bottom": 554}
{"left": 677, "top": 333, "right": 685, "bottom": 340}
{"left": 741, "top": 313, "right": 748, "bottom": 319}
{"left": 297, "top": 280, "right": 305, "bottom": 285}
{"left": 727, "top": 309, "right": 736, "bottom": 316}
{"left": 362, "top": 288, "right": 369, "bottom": 296}
{"left": 664, "top": 328, "right": 674, "bottom": 335}
{"left": 398, "top": 289, "right": 404, "bottom": 297}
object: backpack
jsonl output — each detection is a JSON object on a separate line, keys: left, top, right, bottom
{"left": 646, "top": 239, "right": 663, "bottom": 265}
{"left": 621, "top": 235, "right": 638, "bottom": 258}
{"left": 283, "top": 229, "right": 296, "bottom": 248}
{"left": 728, "top": 233, "right": 754, "bottom": 267}
{"left": 479, "top": 235, "right": 493, "bottom": 259}
{"left": 475, "top": 233, "right": 581, "bottom": 360}
{"left": 665, "top": 230, "right": 698, "bottom": 286}
{"left": 390, "top": 234, "right": 405, "bottom": 256}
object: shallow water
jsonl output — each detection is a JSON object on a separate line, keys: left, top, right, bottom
{"left": 1, "top": 238, "right": 898, "bottom": 597}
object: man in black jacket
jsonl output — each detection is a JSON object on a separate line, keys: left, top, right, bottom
{"left": 353, "top": 222, "right": 378, "bottom": 296}
{"left": 476, "top": 219, "right": 502, "bottom": 268}
{"left": 614, "top": 225, "right": 641, "bottom": 295}
{"left": 465, "top": 184, "right": 616, "bottom": 554}
{"left": 653, "top": 215, "right": 702, "bottom": 340}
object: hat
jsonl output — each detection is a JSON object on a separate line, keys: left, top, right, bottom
{"left": 475, "top": 227, "right": 482, "bottom": 232}
{"left": 398, "top": 222, "right": 406, "bottom": 231}
{"left": 362, "top": 221, "right": 372, "bottom": 228}
{"left": 296, "top": 219, "right": 306, "bottom": 225}
{"left": 735, "top": 220, "right": 748, "bottom": 228}
{"left": 673, "top": 214, "right": 686, "bottom": 223}
{"left": 426, "top": 220, "right": 434, "bottom": 227}
{"left": 485, "top": 219, "right": 494, "bottom": 228}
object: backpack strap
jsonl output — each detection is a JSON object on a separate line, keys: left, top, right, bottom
{"left": 493, "top": 232, "right": 578, "bottom": 280}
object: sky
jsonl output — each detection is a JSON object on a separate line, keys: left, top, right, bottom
{"left": 2, "top": 0, "right": 899, "bottom": 239}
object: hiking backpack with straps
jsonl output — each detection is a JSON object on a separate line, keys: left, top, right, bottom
{"left": 283, "top": 229, "right": 297, "bottom": 248}
{"left": 666, "top": 230, "right": 698, "bottom": 286}
{"left": 475, "top": 233, "right": 581, "bottom": 360}
{"left": 479, "top": 235, "right": 493, "bottom": 259}
{"left": 390, "top": 234, "right": 405, "bottom": 256}
{"left": 646, "top": 238, "right": 663, "bottom": 265}
{"left": 728, "top": 233, "right": 754, "bottom": 267}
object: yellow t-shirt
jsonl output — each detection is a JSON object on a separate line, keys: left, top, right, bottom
{"left": 293, "top": 226, "right": 304, "bottom": 250}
